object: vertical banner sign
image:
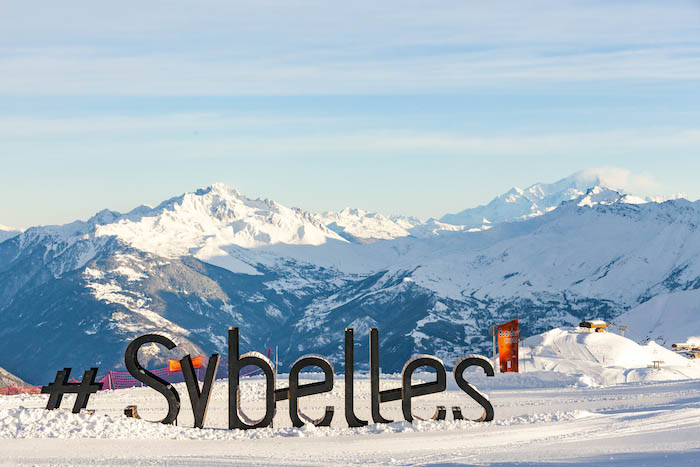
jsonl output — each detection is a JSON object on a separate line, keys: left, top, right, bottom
{"left": 497, "top": 319, "right": 519, "bottom": 373}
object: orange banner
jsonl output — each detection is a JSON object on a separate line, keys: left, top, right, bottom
{"left": 168, "top": 355, "right": 203, "bottom": 372}
{"left": 497, "top": 319, "right": 519, "bottom": 373}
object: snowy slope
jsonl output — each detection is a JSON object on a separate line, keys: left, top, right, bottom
{"left": 616, "top": 288, "right": 700, "bottom": 347}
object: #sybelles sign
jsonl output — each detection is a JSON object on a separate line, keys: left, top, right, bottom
{"left": 41, "top": 327, "right": 495, "bottom": 429}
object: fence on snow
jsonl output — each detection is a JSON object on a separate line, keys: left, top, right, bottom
{"left": 1, "top": 349, "right": 270, "bottom": 394}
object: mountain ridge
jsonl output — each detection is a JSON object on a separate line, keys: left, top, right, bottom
{"left": 1, "top": 176, "right": 698, "bottom": 383}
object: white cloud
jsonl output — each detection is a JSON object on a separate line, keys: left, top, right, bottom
{"left": 574, "top": 167, "right": 661, "bottom": 195}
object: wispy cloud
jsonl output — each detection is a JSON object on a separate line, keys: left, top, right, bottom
{"left": 2, "top": 113, "right": 698, "bottom": 160}
{"left": 1, "top": 1, "right": 699, "bottom": 96}
{"left": 1, "top": 45, "right": 698, "bottom": 96}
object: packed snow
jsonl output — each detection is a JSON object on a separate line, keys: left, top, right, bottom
{"left": 2, "top": 368, "right": 700, "bottom": 465}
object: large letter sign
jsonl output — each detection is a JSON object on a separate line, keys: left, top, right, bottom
{"left": 124, "top": 334, "right": 181, "bottom": 425}
{"left": 43, "top": 326, "right": 496, "bottom": 429}
{"left": 228, "top": 327, "right": 276, "bottom": 429}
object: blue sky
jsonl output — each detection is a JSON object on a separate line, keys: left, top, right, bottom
{"left": 1, "top": 1, "right": 699, "bottom": 228}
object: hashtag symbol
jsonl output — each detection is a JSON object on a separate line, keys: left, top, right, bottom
{"left": 41, "top": 368, "right": 103, "bottom": 413}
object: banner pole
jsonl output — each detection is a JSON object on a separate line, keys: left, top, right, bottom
{"left": 493, "top": 332, "right": 497, "bottom": 374}
{"left": 489, "top": 325, "right": 498, "bottom": 374}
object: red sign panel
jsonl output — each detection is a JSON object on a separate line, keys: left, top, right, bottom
{"left": 497, "top": 319, "right": 519, "bottom": 373}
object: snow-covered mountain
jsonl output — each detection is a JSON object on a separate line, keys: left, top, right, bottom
{"left": 0, "top": 365, "right": 27, "bottom": 388}
{"left": 1, "top": 178, "right": 699, "bottom": 384}
{"left": 95, "top": 183, "right": 348, "bottom": 274}
{"left": 316, "top": 208, "right": 464, "bottom": 242}
{"left": 317, "top": 170, "right": 655, "bottom": 242}
{"left": 440, "top": 170, "right": 648, "bottom": 228}
{"left": 0, "top": 225, "right": 20, "bottom": 244}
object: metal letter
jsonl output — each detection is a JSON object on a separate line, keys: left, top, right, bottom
{"left": 344, "top": 328, "right": 368, "bottom": 427}
{"left": 124, "top": 334, "right": 180, "bottom": 424}
{"left": 228, "top": 327, "right": 276, "bottom": 430}
{"left": 181, "top": 353, "right": 220, "bottom": 429}
{"left": 401, "top": 355, "right": 447, "bottom": 422}
{"left": 41, "top": 367, "right": 102, "bottom": 413}
{"left": 453, "top": 354, "right": 495, "bottom": 422}
{"left": 370, "top": 328, "right": 394, "bottom": 423}
{"left": 287, "top": 355, "right": 334, "bottom": 427}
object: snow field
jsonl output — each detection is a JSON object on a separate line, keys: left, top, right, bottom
{"left": 2, "top": 375, "right": 700, "bottom": 465}
{"left": 2, "top": 328, "right": 700, "bottom": 464}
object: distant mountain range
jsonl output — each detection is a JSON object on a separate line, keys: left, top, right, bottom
{"left": 0, "top": 225, "right": 20, "bottom": 244}
{"left": 1, "top": 171, "right": 698, "bottom": 383}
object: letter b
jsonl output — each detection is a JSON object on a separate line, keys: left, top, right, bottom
{"left": 228, "top": 327, "right": 276, "bottom": 430}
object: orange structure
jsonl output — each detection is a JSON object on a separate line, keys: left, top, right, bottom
{"left": 579, "top": 320, "right": 608, "bottom": 333}
{"left": 168, "top": 355, "right": 203, "bottom": 372}
{"left": 497, "top": 319, "right": 519, "bottom": 373}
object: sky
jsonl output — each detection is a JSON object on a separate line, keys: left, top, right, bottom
{"left": 1, "top": 1, "right": 699, "bottom": 228}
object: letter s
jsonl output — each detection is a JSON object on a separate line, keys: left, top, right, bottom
{"left": 453, "top": 354, "right": 494, "bottom": 422}
{"left": 124, "top": 334, "right": 181, "bottom": 424}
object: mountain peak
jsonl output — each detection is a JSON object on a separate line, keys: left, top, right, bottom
{"left": 91, "top": 184, "right": 346, "bottom": 272}
{"left": 439, "top": 169, "right": 649, "bottom": 227}
{"left": 197, "top": 182, "right": 242, "bottom": 199}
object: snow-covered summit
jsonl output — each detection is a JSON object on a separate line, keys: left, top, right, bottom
{"left": 440, "top": 169, "right": 651, "bottom": 228}
{"left": 94, "top": 183, "right": 347, "bottom": 271}
{"left": 574, "top": 186, "right": 646, "bottom": 207}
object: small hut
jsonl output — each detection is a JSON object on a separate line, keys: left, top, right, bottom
{"left": 579, "top": 320, "right": 608, "bottom": 333}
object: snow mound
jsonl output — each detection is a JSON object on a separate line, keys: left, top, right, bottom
{"left": 522, "top": 328, "right": 700, "bottom": 387}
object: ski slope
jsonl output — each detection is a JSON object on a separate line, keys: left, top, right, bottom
{"left": 2, "top": 328, "right": 700, "bottom": 465}
{"left": 1, "top": 373, "right": 700, "bottom": 465}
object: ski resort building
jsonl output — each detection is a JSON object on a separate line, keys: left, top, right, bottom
{"left": 579, "top": 320, "right": 608, "bottom": 333}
